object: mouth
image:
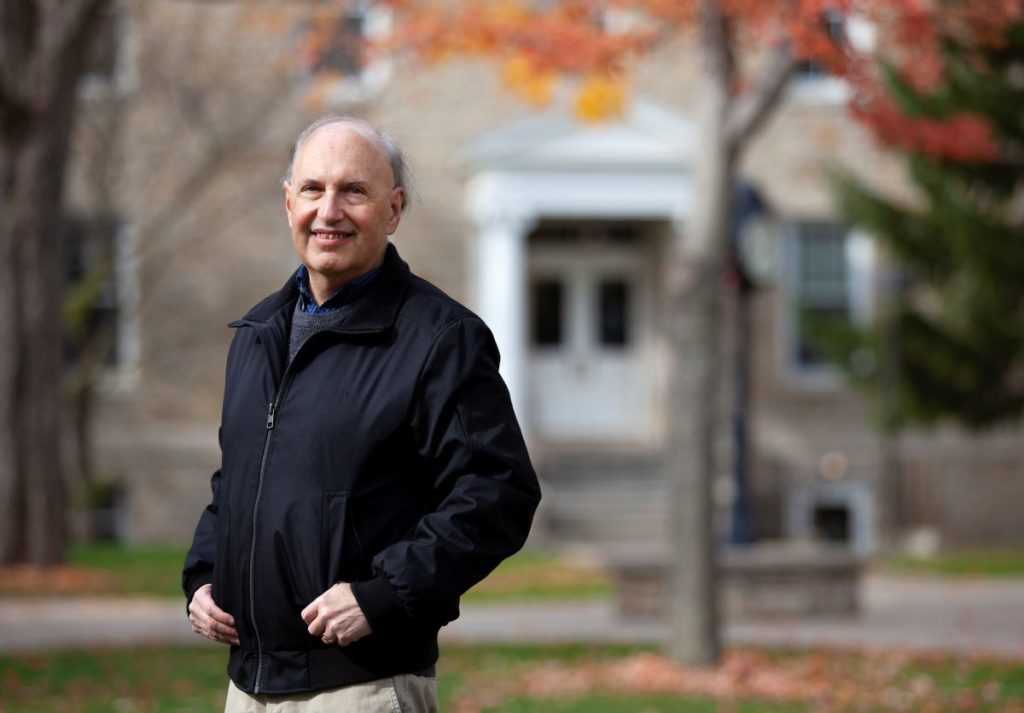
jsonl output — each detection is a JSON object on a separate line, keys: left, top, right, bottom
{"left": 312, "top": 230, "right": 355, "bottom": 245}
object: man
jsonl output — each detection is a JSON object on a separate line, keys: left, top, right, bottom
{"left": 182, "top": 115, "right": 540, "bottom": 712}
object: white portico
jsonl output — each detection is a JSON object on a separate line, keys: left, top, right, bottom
{"left": 464, "top": 101, "right": 695, "bottom": 449}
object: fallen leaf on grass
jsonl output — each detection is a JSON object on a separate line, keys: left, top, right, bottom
{"left": 450, "top": 647, "right": 1024, "bottom": 712}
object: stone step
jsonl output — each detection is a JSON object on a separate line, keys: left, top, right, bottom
{"left": 540, "top": 484, "right": 672, "bottom": 546}
{"left": 537, "top": 452, "right": 668, "bottom": 483}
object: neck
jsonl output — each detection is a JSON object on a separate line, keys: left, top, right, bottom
{"left": 308, "top": 274, "right": 346, "bottom": 306}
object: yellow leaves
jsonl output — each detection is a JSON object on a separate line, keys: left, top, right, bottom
{"left": 502, "top": 55, "right": 556, "bottom": 106}
{"left": 574, "top": 74, "right": 628, "bottom": 122}
{"left": 488, "top": 0, "right": 530, "bottom": 25}
{"left": 502, "top": 54, "right": 629, "bottom": 121}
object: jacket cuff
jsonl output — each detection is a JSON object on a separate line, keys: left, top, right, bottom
{"left": 351, "top": 575, "right": 409, "bottom": 633}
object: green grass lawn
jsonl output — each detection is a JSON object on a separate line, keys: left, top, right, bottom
{"left": 462, "top": 548, "right": 612, "bottom": 603}
{"left": 69, "top": 542, "right": 193, "bottom": 597}
{"left": 879, "top": 548, "right": 1024, "bottom": 578}
{"left": 0, "top": 544, "right": 613, "bottom": 602}
{"left": 1, "top": 643, "right": 1021, "bottom": 713}
{"left": 3, "top": 543, "right": 1022, "bottom": 602}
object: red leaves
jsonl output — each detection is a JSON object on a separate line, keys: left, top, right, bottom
{"left": 846, "top": 0, "right": 1018, "bottom": 160}
{"left": 851, "top": 97, "right": 1000, "bottom": 162}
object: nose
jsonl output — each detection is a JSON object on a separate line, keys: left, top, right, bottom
{"left": 317, "top": 190, "right": 346, "bottom": 223}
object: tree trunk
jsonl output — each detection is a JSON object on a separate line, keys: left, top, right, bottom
{"left": 666, "top": 0, "right": 737, "bottom": 666}
{"left": 665, "top": 0, "right": 798, "bottom": 665}
{"left": 0, "top": 0, "right": 109, "bottom": 566}
{"left": 0, "top": 114, "right": 72, "bottom": 566}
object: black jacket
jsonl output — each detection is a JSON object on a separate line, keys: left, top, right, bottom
{"left": 182, "top": 244, "right": 540, "bottom": 694}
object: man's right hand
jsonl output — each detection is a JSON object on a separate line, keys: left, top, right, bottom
{"left": 188, "top": 583, "right": 240, "bottom": 646}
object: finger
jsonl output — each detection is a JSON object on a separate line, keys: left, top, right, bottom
{"left": 190, "top": 609, "right": 211, "bottom": 635}
{"left": 192, "top": 585, "right": 236, "bottom": 628}
{"left": 308, "top": 612, "right": 328, "bottom": 638}
{"left": 217, "top": 625, "right": 240, "bottom": 646}
{"left": 206, "top": 602, "right": 236, "bottom": 627}
{"left": 212, "top": 626, "right": 239, "bottom": 646}
{"left": 193, "top": 602, "right": 236, "bottom": 636}
{"left": 210, "top": 619, "right": 239, "bottom": 639}
{"left": 300, "top": 598, "right": 319, "bottom": 625}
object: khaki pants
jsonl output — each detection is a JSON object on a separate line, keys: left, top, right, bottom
{"left": 224, "top": 675, "right": 438, "bottom": 713}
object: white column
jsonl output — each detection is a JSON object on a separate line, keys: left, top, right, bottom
{"left": 473, "top": 209, "right": 536, "bottom": 433}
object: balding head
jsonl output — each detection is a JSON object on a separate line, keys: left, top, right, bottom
{"left": 286, "top": 115, "right": 411, "bottom": 212}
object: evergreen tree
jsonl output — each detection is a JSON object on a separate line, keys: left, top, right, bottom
{"left": 827, "top": 21, "right": 1024, "bottom": 431}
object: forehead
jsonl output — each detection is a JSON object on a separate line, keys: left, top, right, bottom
{"left": 293, "top": 124, "right": 391, "bottom": 180}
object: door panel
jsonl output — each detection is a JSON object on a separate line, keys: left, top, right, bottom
{"left": 528, "top": 236, "right": 657, "bottom": 444}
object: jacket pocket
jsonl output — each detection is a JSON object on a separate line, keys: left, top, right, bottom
{"left": 322, "top": 492, "right": 362, "bottom": 588}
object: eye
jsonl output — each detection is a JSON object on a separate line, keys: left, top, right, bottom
{"left": 300, "top": 183, "right": 322, "bottom": 194}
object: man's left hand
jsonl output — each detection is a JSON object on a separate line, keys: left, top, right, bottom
{"left": 301, "top": 582, "right": 372, "bottom": 647}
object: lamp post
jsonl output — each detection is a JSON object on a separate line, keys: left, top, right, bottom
{"left": 726, "top": 183, "right": 777, "bottom": 546}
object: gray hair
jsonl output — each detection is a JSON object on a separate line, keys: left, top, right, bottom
{"left": 285, "top": 115, "right": 412, "bottom": 212}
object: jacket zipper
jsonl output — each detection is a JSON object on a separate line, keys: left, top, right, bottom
{"left": 245, "top": 324, "right": 383, "bottom": 693}
{"left": 249, "top": 376, "right": 291, "bottom": 694}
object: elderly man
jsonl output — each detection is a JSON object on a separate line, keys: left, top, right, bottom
{"left": 182, "top": 116, "right": 540, "bottom": 712}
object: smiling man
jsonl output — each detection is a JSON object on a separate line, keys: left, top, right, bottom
{"left": 285, "top": 119, "right": 404, "bottom": 303}
{"left": 182, "top": 116, "right": 540, "bottom": 712}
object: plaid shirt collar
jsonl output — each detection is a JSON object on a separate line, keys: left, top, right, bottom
{"left": 294, "top": 264, "right": 382, "bottom": 314}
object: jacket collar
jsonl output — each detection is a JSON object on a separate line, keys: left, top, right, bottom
{"left": 230, "top": 243, "right": 410, "bottom": 335}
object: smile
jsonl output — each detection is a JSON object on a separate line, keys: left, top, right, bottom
{"left": 313, "top": 230, "right": 354, "bottom": 243}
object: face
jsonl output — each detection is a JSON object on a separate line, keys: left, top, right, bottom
{"left": 284, "top": 124, "right": 404, "bottom": 302}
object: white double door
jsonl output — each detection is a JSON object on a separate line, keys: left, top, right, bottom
{"left": 528, "top": 244, "right": 659, "bottom": 444}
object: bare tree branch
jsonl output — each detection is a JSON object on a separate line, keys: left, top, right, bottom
{"left": 699, "top": 0, "right": 736, "bottom": 120}
{"left": 34, "top": 0, "right": 110, "bottom": 105}
{"left": 44, "top": 0, "right": 108, "bottom": 58}
{"left": 0, "top": 0, "right": 36, "bottom": 119}
{"left": 723, "top": 41, "right": 797, "bottom": 153}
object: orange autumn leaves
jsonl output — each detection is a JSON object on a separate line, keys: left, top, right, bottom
{"left": 446, "top": 647, "right": 1024, "bottom": 713}
{"left": 390, "top": 0, "right": 853, "bottom": 122}
{"left": 284, "top": 0, "right": 1019, "bottom": 143}
{"left": 397, "top": 0, "right": 656, "bottom": 120}
{"left": 392, "top": 0, "right": 852, "bottom": 121}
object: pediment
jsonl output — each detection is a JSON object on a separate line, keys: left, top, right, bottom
{"left": 464, "top": 98, "right": 695, "bottom": 172}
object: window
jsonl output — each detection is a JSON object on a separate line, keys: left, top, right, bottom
{"left": 787, "top": 220, "right": 850, "bottom": 372}
{"left": 308, "top": 9, "right": 367, "bottom": 78}
{"left": 302, "top": 1, "right": 391, "bottom": 104}
{"left": 78, "top": 4, "right": 131, "bottom": 97}
{"left": 597, "top": 279, "right": 630, "bottom": 347}
{"left": 531, "top": 279, "right": 564, "bottom": 347}
{"left": 794, "top": 10, "right": 845, "bottom": 81}
{"left": 788, "top": 9, "right": 853, "bottom": 103}
{"left": 62, "top": 216, "right": 121, "bottom": 368}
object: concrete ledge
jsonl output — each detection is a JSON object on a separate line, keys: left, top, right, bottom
{"left": 610, "top": 542, "right": 865, "bottom": 620}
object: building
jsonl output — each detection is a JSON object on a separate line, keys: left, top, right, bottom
{"left": 67, "top": 1, "right": 1024, "bottom": 553}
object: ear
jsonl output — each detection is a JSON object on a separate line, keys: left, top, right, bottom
{"left": 386, "top": 187, "right": 405, "bottom": 235}
{"left": 283, "top": 180, "right": 293, "bottom": 227}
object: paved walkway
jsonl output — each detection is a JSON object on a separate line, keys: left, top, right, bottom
{"left": 2, "top": 574, "right": 1022, "bottom": 659}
